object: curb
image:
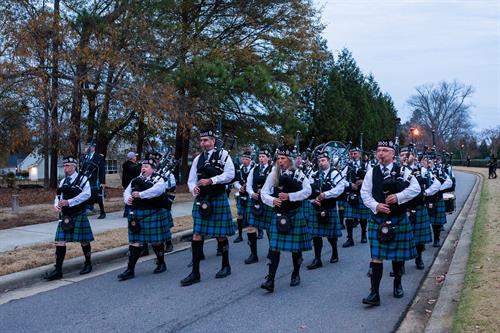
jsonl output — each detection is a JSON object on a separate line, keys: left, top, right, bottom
{"left": 397, "top": 170, "right": 483, "bottom": 332}
{"left": 0, "top": 229, "right": 194, "bottom": 293}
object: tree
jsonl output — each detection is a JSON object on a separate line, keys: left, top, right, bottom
{"left": 407, "top": 80, "right": 474, "bottom": 148}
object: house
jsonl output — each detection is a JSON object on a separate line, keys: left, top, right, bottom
{"left": 17, "top": 151, "right": 65, "bottom": 181}
{"left": 0, "top": 153, "right": 29, "bottom": 175}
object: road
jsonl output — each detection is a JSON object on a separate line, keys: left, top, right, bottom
{"left": 0, "top": 172, "right": 476, "bottom": 333}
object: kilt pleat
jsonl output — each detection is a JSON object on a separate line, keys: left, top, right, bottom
{"left": 307, "top": 201, "right": 342, "bottom": 238}
{"left": 368, "top": 214, "right": 416, "bottom": 261}
{"left": 409, "top": 205, "right": 432, "bottom": 245}
{"left": 236, "top": 195, "right": 251, "bottom": 226}
{"left": 193, "top": 194, "right": 235, "bottom": 237}
{"left": 428, "top": 198, "right": 447, "bottom": 226}
{"left": 128, "top": 209, "right": 170, "bottom": 243}
{"left": 248, "top": 198, "right": 274, "bottom": 230}
{"left": 269, "top": 205, "right": 312, "bottom": 253}
{"left": 161, "top": 208, "right": 174, "bottom": 240}
{"left": 55, "top": 213, "right": 94, "bottom": 242}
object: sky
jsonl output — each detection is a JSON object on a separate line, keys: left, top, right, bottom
{"left": 315, "top": 0, "right": 500, "bottom": 132}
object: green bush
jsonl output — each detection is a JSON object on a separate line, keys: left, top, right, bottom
{"left": 5, "top": 172, "right": 16, "bottom": 188}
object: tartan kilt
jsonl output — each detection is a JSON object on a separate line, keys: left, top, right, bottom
{"left": 55, "top": 213, "right": 94, "bottom": 243}
{"left": 353, "top": 199, "right": 372, "bottom": 220}
{"left": 308, "top": 202, "right": 342, "bottom": 238}
{"left": 248, "top": 198, "right": 274, "bottom": 230}
{"left": 193, "top": 194, "right": 235, "bottom": 237}
{"left": 235, "top": 195, "right": 251, "bottom": 226}
{"left": 128, "top": 209, "right": 171, "bottom": 243}
{"left": 344, "top": 201, "right": 356, "bottom": 219}
{"left": 269, "top": 205, "right": 312, "bottom": 253}
{"left": 428, "top": 198, "right": 447, "bottom": 226}
{"left": 368, "top": 214, "right": 416, "bottom": 261}
{"left": 161, "top": 208, "right": 174, "bottom": 241}
{"left": 337, "top": 199, "right": 348, "bottom": 212}
{"left": 409, "top": 205, "right": 432, "bottom": 245}
{"left": 302, "top": 200, "right": 315, "bottom": 220}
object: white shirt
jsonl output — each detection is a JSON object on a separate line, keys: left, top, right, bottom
{"left": 54, "top": 172, "right": 91, "bottom": 208}
{"left": 162, "top": 171, "right": 176, "bottom": 190}
{"left": 123, "top": 176, "right": 166, "bottom": 204}
{"left": 361, "top": 163, "right": 421, "bottom": 214}
{"left": 187, "top": 148, "right": 235, "bottom": 196}
{"left": 313, "top": 167, "right": 348, "bottom": 199}
{"left": 420, "top": 167, "right": 442, "bottom": 196}
{"left": 246, "top": 164, "right": 273, "bottom": 197}
{"left": 439, "top": 173, "right": 453, "bottom": 191}
{"left": 233, "top": 163, "right": 253, "bottom": 191}
{"left": 261, "top": 169, "right": 312, "bottom": 207}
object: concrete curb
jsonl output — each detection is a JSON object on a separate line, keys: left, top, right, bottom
{"left": 0, "top": 229, "right": 194, "bottom": 293}
{"left": 397, "top": 170, "right": 483, "bottom": 333}
{"left": 425, "top": 171, "right": 483, "bottom": 332}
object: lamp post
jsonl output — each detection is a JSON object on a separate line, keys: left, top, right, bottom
{"left": 410, "top": 127, "right": 420, "bottom": 145}
{"left": 460, "top": 144, "right": 464, "bottom": 165}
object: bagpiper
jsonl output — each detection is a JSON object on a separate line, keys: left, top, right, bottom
{"left": 306, "top": 150, "right": 348, "bottom": 269}
{"left": 118, "top": 157, "right": 171, "bottom": 280}
{"left": 233, "top": 150, "right": 255, "bottom": 243}
{"left": 342, "top": 147, "right": 370, "bottom": 248}
{"left": 44, "top": 156, "right": 94, "bottom": 281}
{"left": 400, "top": 147, "right": 440, "bottom": 270}
{"left": 80, "top": 140, "right": 106, "bottom": 219}
{"left": 360, "top": 139, "right": 420, "bottom": 306}
{"left": 260, "top": 145, "right": 312, "bottom": 292}
{"left": 245, "top": 147, "right": 274, "bottom": 264}
{"left": 181, "top": 129, "right": 235, "bottom": 286}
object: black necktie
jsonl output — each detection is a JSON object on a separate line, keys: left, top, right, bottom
{"left": 382, "top": 166, "right": 389, "bottom": 178}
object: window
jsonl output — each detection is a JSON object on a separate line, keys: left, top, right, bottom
{"left": 106, "top": 159, "right": 118, "bottom": 174}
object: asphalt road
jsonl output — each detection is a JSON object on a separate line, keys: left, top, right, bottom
{"left": 0, "top": 171, "right": 476, "bottom": 333}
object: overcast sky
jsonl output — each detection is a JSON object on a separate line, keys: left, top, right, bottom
{"left": 315, "top": 0, "right": 500, "bottom": 132}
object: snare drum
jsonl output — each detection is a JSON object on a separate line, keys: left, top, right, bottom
{"left": 443, "top": 192, "right": 456, "bottom": 214}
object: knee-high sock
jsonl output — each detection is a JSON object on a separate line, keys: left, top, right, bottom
{"left": 267, "top": 250, "right": 280, "bottom": 280}
{"left": 292, "top": 251, "right": 303, "bottom": 276}
{"left": 247, "top": 232, "right": 257, "bottom": 256}
{"left": 313, "top": 237, "right": 323, "bottom": 259}
{"left": 370, "top": 262, "right": 383, "bottom": 293}
{"left": 191, "top": 240, "right": 204, "bottom": 275}
{"left": 218, "top": 238, "right": 230, "bottom": 267}
{"left": 152, "top": 243, "right": 165, "bottom": 264}
{"left": 55, "top": 246, "right": 66, "bottom": 272}
{"left": 127, "top": 245, "right": 142, "bottom": 272}
{"left": 327, "top": 237, "right": 338, "bottom": 259}
{"left": 81, "top": 243, "right": 91, "bottom": 265}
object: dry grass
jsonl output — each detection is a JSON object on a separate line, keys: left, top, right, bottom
{"left": 0, "top": 214, "right": 194, "bottom": 276}
{"left": 452, "top": 167, "right": 500, "bottom": 332}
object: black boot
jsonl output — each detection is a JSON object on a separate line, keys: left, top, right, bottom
{"left": 187, "top": 238, "right": 206, "bottom": 267}
{"left": 415, "top": 244, "right": 425, "bottom": 270}
{"left": 362, "top": 262, "right": 382, "bottom": 306}
{"left": 360, "top": 219, "right": 368, "bottom": 243}
{"left": 392, "top": 261, "right": 404, "bottom": 298}
{"left": 342, "top": 219, "right": 354, "bottom": 248}
{"left": 118, "top": 245, "right": 142, "bottom": 281}
{"left": 97, "top": 196, "right": 106, "bottom": 219}
{"left": 339, "top": 208, "right": 345, "bottom": 229}
{"left": 261, "top": 250, "right": 280, "bottom": 292}
{"left": 44, "top": 246, "right": 66, "bottom": 281}
{"left": 152, "top": 244, "right": 167, "bottom": 274}
{"left": 165, "top": 239, "right": 173, "bottom": 253}
{"left": 181, "top": 240, "right": 203, "bottom": 286}
{"left": 257, "top": 228, "right": 264, "bottom": 239}
{"left": 307, "top": 237, "right": 323, "bottom": 270}
{"left": 215, "top": 238, "right": 231, "bottom": 278}
{"left": 80, "top": 243, "right": 92, "bottom": 275}
{"left": 328, "top": 237, "right": 339, "bottom": 263}
{"left": 233, "top": 218, "right": 244, "bottom": 243}
{"left": 245, "top": 232, "right": 259, "bottom": 264}
{"left": 140, "top": 243, "right": 150, "bottom": 257}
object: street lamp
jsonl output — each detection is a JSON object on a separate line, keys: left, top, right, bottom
{"left": 410, "top": 127, "right": 420, "bottom": 145}
{"left": 460, "top": 144, "right": 464, "bottom": 165}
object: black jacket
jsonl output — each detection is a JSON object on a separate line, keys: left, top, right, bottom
{"left": 122, "top": 160, "right": 141, "bottom": 188}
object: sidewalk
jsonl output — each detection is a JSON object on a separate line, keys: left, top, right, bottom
{"left": 0, "top": 199, "right": 221, "bottom": 253}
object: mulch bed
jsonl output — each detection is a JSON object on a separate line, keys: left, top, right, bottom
{"left": 0, "top": 187, "right": 124, "bottom": 208}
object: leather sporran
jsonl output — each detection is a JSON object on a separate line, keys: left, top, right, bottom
{"left": 318, "top": 209, "right": 329, "bottom": 224}
{"left": 252, "top": 199, "right": 264, "bottom": 216}
{"left": 61, "top": 216, "right": 75, "bottom": 232}
{"left": 198, "top": 199, "right": 212, "bottom": 218}
{"left": 128, "top": 216, "right": 141, "bottom": 234}
{"left": 276, "top": 213, "right": 291, "bottom": 234}
{"left": 378, "top": 221, "right": 395, "bottom": 243}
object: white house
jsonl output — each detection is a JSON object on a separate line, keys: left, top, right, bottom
{"left": 18, "top": 151, "right": 64, "bottom": 181}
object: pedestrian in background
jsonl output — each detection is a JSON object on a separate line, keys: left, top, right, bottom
{"left": 122, "top": 152, "right": 141, "bottom": 217}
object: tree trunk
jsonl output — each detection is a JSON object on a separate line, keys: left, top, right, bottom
{"left": 49, "top": 0, "right": 60, "bottom": 188}
{"left": 69, "top": 28, "right": 90, "bottom": 156}
{"left": 96, "top": 63, "right": 116, "bottom": 159}
{"left": 136, "top": 110, "right": 145, "bottom": 159}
